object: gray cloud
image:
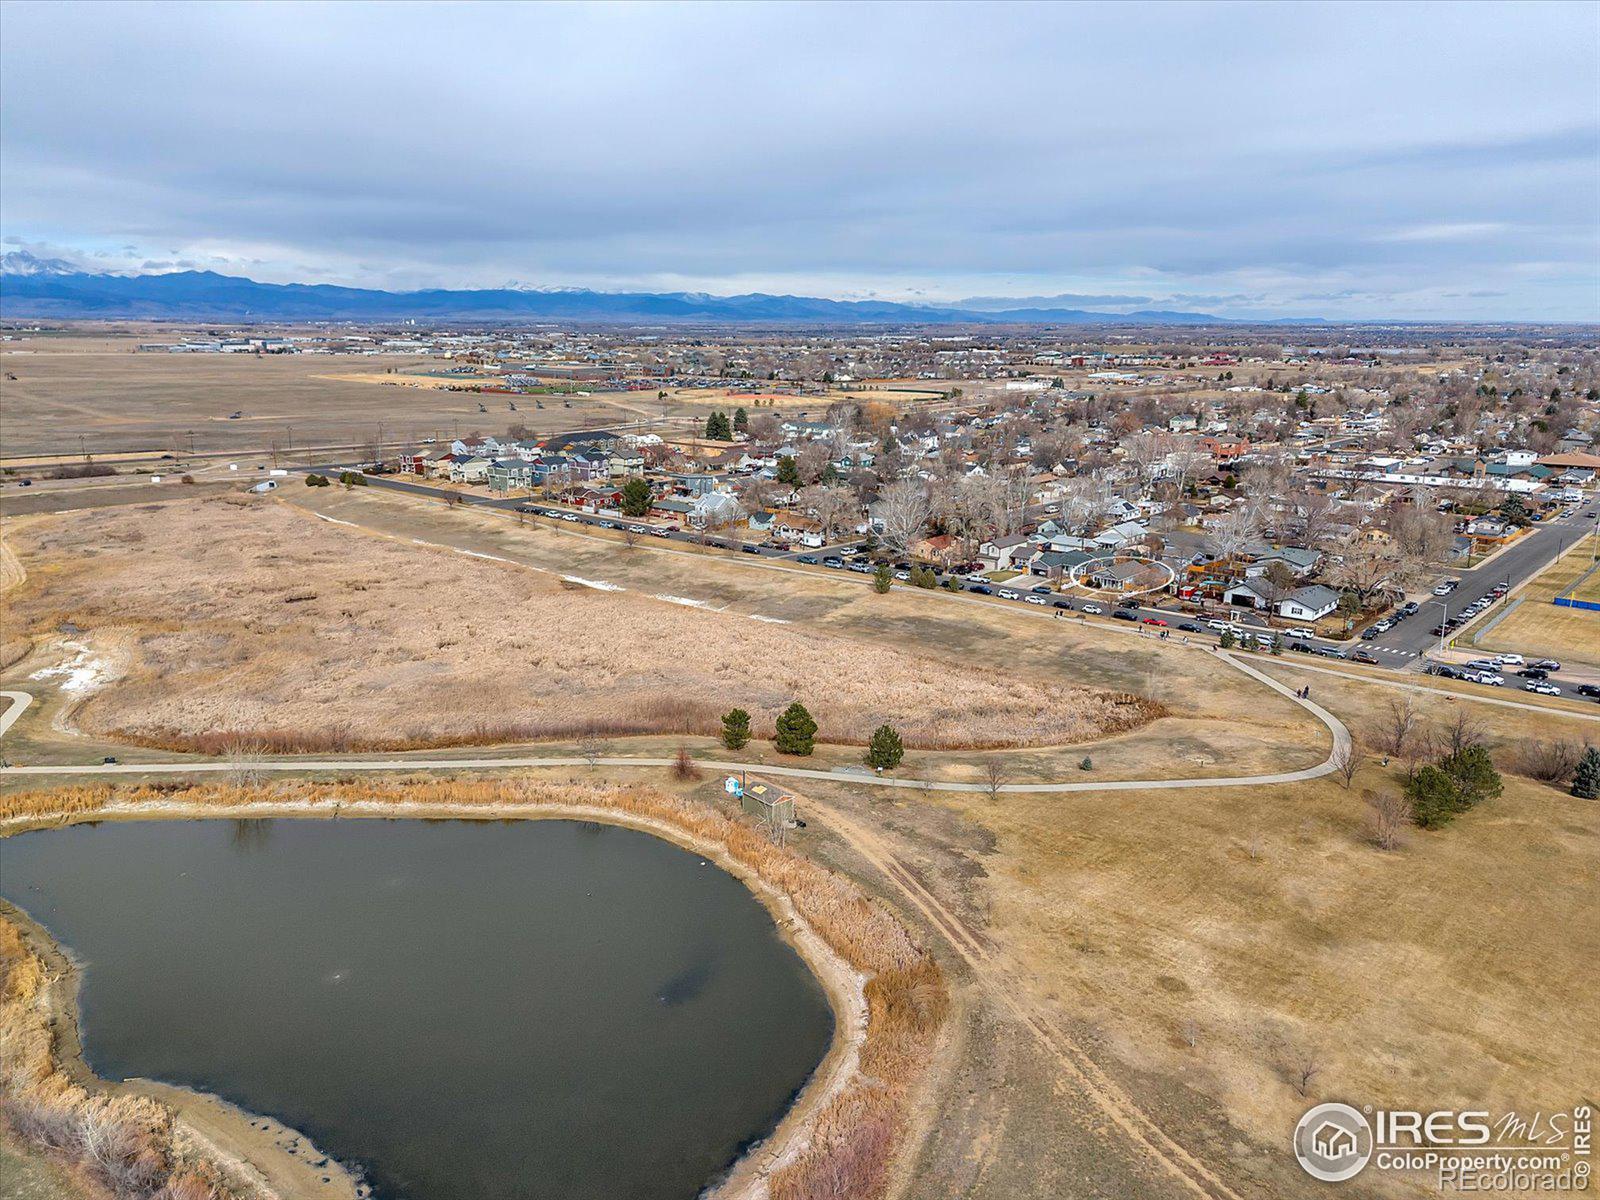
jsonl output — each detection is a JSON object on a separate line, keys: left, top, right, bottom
{"left": 1, "top": 0, "right": 1596, "bottom": 319}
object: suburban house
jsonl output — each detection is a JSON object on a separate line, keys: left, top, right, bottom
{"left": 1277, "top": 584, "right": 1341, "bottom": 622}
{"left": 773, "top": 511, "right": 826, "bottom": 548}
{"left": 980, "top": 533, "right": 1034, "bottom": 571}
{"left": 446, "top": 454, "right": 490, "bottom": 483}
{"left": 911, "top": 533, "right": 960, "bottom": 566}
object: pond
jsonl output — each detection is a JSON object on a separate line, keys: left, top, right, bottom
{"left": 0, "top": 817, "right": 835, "bottom": 1200}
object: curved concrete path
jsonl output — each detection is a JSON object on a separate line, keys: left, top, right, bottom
{"left": 0, "top": 691, "right": 33, "bottom": 739}
{"left": 0, "top": 652, "right": 1349, "bottom": 793}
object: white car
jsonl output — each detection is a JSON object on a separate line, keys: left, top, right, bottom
{"left": 1472, "top": 672, "right": 1504, "bottom": 687}
{"left": 1494, "top": 653, "right": 1524, "bottom": 665}
{"left": 560, "top": 514, "right": 578, "bottom": 522}
{"left": 1024, "top": 594, "right": 1047, "bottom": 605}
{"left": 998, "top": 589, "right": 1020, "bottom": 600}
{"left": 1206, "top": 618, "right": 1231, "bottom": 631}
{"left": 1287, "top": 626, "right": 1316, "bottom": 638}
{"left": 1524, "top": 682, "right": 1561, "bottom": 696}
{"left": 1082, "top": 603, "right": 1104, "bottom": 615}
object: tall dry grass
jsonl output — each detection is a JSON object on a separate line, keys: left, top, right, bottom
{"left": 7, "top": 499, "right": 1160, "bottom": 755}
{"left": 0, "top": 920, "right": 234, "bottom": 1200}
{"left": 1, "top": 778, "right": 947, "bottom": 1200}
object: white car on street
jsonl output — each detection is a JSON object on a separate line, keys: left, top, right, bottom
{"left": 1082, "top": 603, "right": 1104, "bottom": 615}
{"left": 1494, "top": 653, "right": 1525, "bottom": 665}
{"left": 1524, "top": 682, "right": 1561, "bottom": 696}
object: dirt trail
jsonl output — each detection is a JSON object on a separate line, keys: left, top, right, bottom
{"left": 799, "top": 789, "right": 1245, "bottom": 1200}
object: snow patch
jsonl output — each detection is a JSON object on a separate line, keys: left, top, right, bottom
{"left": 748, "top": 614, "right": 791, "bottom": 624}
{"left": 654, "top": 594, "right": 724, "bottom": 610}
{"left": 562, "top": 575, "right": 625, "bottom": 592}
{"left": 29, "top": 641, "right": 121, "bottom": 696}
{"left": 314, "top": 514, "right": 357, "bottom": 527}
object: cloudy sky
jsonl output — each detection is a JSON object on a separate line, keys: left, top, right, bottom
{"left": 2, "top": 1, "right": 1596, "bottom": 320}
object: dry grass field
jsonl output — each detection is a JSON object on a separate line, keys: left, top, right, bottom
{"left": 0, "top": 333, "right": 651, "bottom": 459}
{"left": 788, "top": 661, "right": 1598, "bottom": 1199}
{"left": 1, "top": 496, "right": 1155, "bottom": 754}
{"left": 1475, "top": 550, "right": 1600, "bottom": 667}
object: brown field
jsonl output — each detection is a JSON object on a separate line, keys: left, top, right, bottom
{"left": 1, "top": 496, "right": 1156, "bottom": 754}
{"left": 787, "top": 660, "right": 1598, "bottom": 1199}
{"left": 1475, "top": 549, "right": 1600, "bottom": 667}
{"left": 0, "top": 333, "right": 654, "bottom": 459}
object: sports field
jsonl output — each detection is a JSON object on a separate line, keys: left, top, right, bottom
{"left": 1476, "top": 548, "right": 1600, "bottom": 666}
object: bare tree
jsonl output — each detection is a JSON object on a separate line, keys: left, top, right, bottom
{"left": 1365, "top": 789, "right": 1411, "bottom": 850}
{"left": 1333, "top": 744, "right": 1363, "bottom": 789}
{"left": 982, "top": 758, "right": 1008, "bottom": 803}
{"left": 622, "top": 525, "right": 638, "bottom": 550}
{"left": 223, "top": 738, "right": 268, "bottom": 788}
{"left": 877, "top": 478, "right": 932, "bottom": 555}
{"left": 578, "top": 734, "right": 608, "bottom": 768}
{"left": 1292, "top": 1048, "right": 1322, "bottom": 1098}
{"left": 1181, "top": 1018, "right": 1200, "bottom": 1049}
{"left": 1205, "top": 503, "right": 1263, "bottom": 563}
{"left": 1372, "top": 696, "right": 1419, "bottom": 760}
{"left": 1432, "top": 708, "right": 1486, "bottom": 758}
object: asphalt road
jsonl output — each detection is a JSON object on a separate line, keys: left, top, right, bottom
{"left": 304, "top": 465, "right": 1600, "bottom": 707}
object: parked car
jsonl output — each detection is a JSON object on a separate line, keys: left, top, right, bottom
{"left": 1534, "top": 659, "right": 1562, "bottom": 671}
{"left": 1288, "top": 640, "right": 1313, "bottom": 653}
{"left": 1024, "top": 594, "right": 1047, "bottom": 606}
{"left": 1361, "top": 627, "right": 1381, "bottom": 640}
{"left": 822, "top": 557, "right": 844, "bottom": 568}
{"left": 1350, "top": 650, "right": 1379, "bottom": 664}
{"left": 893, "top": 571, "right": 910, "bottom": 581}
{"left": 1313, "top": 646, "right": 1345, "bottom": 658}
{"left": 1205, "top": 619, "right": 1231, "bottom": 631}
{"left": 1052, "top": 599, "right": 1074, "bottom": 610}
{"left": 1178, "top": 622, "right": 1202, "bottom": 633}
{"left": 1432, "top": 581, "right": 1457, "bottom": 595}
{"left": 1465, "top": 659, "right": 1499, "bottom": 671}
{"left": 968, "top": 584, "right": 992, "bottom": 595}
{"left": 1517, "top": 668, "right": 1549, "bottom": 680}
{"left": 741, "top": 544, "right": 760, "bottom": 554}
{"left": 1471, "top": 672, "right": 1505, "bottom": 687}
{"left": 1494, "top": 653, "right": 1525, "bottom": 665}
{"left": 1141, "top": 617, "right": 1167, "bottom": 626}
{"left": 1286, "top": 626, "right": 1316, "bottom": 638}
{"left": 1399, "top": 601, "right": 1420, "bottom": 616}
{"left": 1524, "top": 682, "right": 1561, "bottom": 696}
{"left": 1031, "top": 584, "right": 1052, "bottom": 594}
{"left": 1574, "top": 684, "right": 1600, "bottom": 698}
{"left": 998, "top": 589, "right": 1020, "bottom": 600}
{"left": 1081, "top": 603, "right": 1104, "bottom": 615}
{"left": 1371, "top": 619, "right": 1394, "bottom": 633}
{"left": 797, "top": 555, "right": 818, "bottom": 564}
{"left": 1111, "top": 610, "right": 1138, "bottom": 622}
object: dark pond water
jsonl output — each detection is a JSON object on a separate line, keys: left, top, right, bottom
{"left": 0, "top": 818, "right": 834, "bottom": 1200}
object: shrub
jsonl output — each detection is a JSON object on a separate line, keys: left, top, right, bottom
{"left": 672, "top": 745, "right": 700, "bottom": 780}
{"left": 865, "top": 724, "right": 904, "bottom": 769}
{"left": 872, "top": 563, "right": 893, "bottom": 594}
{"left": 721, "top": 708, "right": 752, "bottom": 750}
{"left": 1219, "top": 629, "right": 1236, "bottom": 649}
{"left": 775, "top": 701, "right": 818, "bottom": 756}
{"left": 1511, "top": 739, "right": 1582, "bottom": 783}
{"left": 304, "top": 473, "right": 330, "bottom": 487}
{"left": 1573, "top": 746, "right": 1600, "bottom": 800}
{"left": 1079, "top": 756, "right": 1092, "bottom": 771}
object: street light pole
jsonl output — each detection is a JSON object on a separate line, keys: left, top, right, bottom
{"left": 1430, "top": 599, "right": 1449, "bottom": 659}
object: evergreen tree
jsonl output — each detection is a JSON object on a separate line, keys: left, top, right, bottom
{"left": 1438, "top": 744, "right": 1503, "bottom": 811}
{"left": 1219, "top": 629, "right": 1236, "bottom": 649}
{"left": 733, "top": 406, "right": 749, "bottom": 433}
{"left": 1570, "top": 746, "right": 1600, "bottom": 800}
{"left": 776, "top": 455, "right": 801, "bottom": 486}
{"left": 720, "top": 708, "right": 751, "bottom": 751}
{"left": 865, "top": 724, "right": 904, "bottom": 770}
{"left": 1406, "top": 764, "right": 1460, "bottom": 829}
{"left": 1498, "top": 493, "right": 1530, "bottom": 526}
{"left": 620, "top": 477, "right": 653, "bottom": 517}
{"left": 705, "top": 411, "right": 732, "bottom": 441}
{"left": 774, "top": 702, "right": 817, "bottom": 756}
{"left": 872, "top": 562, "right": 893, "bottom": 593}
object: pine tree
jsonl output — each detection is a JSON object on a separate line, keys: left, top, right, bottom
{"left": 720, "top": 708, "right": 751, "bottom": 751}
{"left": 620, "top": 477, "right": 652, "bottom": 517}
{"left": 872, "top": 563, "right": 893, "bottom": 593}
{"left": 1571, "top": 746, "right": 1600, "bottom": 800}
{"left": 776, "top": 455, "right": 801, "bottom": 486}
{"left": 705, "top": 411, "right": 732, "bottom": 441}
{"left": 733, "top": 406, "right": 749, "bottom": 433}
{"left": 1406, "top": 764, "right": 1459, "bottom": 829}
{"left": 865, "top": 724, "right": 904, "bottom": 769}
{"left": 1438, "top": 744, "right": 1502, "bottom": 811}
{"left": 774, "top": 702, "right": 817, "bottom": 756}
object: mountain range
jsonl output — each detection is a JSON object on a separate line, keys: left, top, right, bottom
{"left": 0, "top": 252, "right": 1323, "bottom": 326}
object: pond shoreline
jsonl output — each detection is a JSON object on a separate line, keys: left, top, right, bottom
{"left": 0, "top": 782, "right": 911, "bottom": 1200}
